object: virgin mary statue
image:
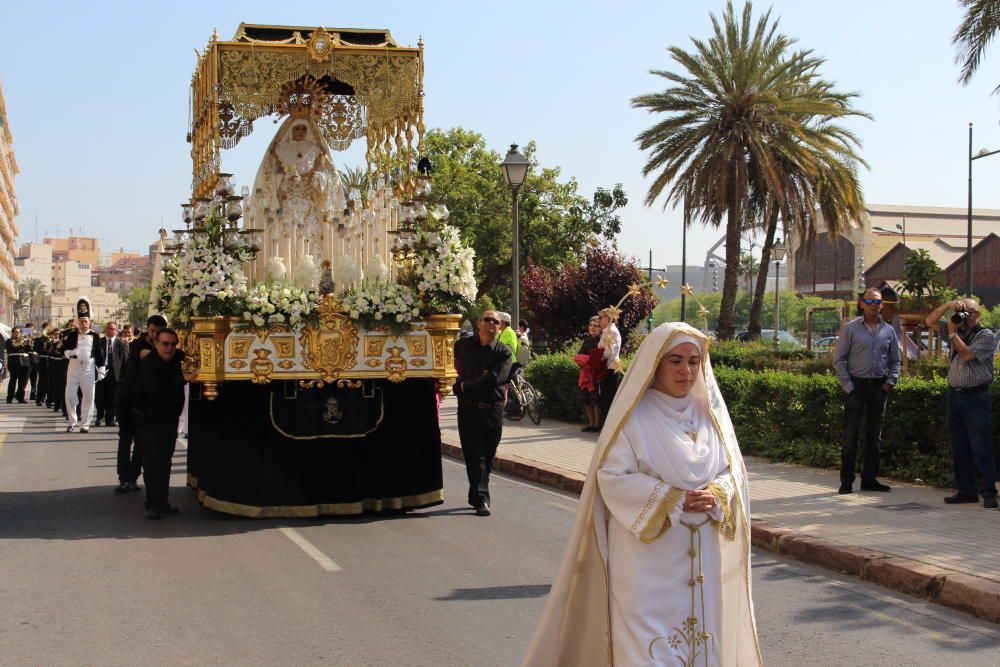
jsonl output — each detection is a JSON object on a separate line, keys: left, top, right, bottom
{"left": 247, "top": 115, "right": 342, "bottom": 282}
{"left": 521, "top": 322, "right": 762, "bottom": 667}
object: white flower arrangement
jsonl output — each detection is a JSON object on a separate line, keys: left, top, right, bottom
{"left": 242, "top": 283, "right": 319, "bottom": 328}
{"left": 340, "top": 279, "right": 420, "bottom": 335}
{"left": 402, "top": 224, "right": 477, "bottom": 314}
{"left": 167, "top": 234, "right": 249, "bottom": 325}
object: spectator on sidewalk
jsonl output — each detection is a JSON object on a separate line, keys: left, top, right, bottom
{"left": 516, "top": 319, "right": 532, "bottom": 368}
{"left": 597, "top": 307, "right": 622, "bottom": 427}
{"left": 133, "top": 327, "right": 195, "bottom": 520}
{"left": 453, "top": 310, "right": 513, "bottom": 517}
{"left": 32, "top": 322, "right": 51, "bottom": 406}
{"left": 925, "top": 298, "right": 999, "bottom": 509}
{"left": 521, "top": 322, "right": 758, "bottom": 666}
{"left": 497, "top": 312, "right": 519, "bottom": 359}
{"left": 832, "top": 287, "right": 900, "bottom": 494}
{"left": 574, "top": 316, "right": 606, "bottom": 432}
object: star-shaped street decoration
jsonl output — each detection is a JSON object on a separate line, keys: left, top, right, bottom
{"left": 610, "top": 358, "right": 625, "bottom": 373}
{"left": 627, "top": 283, "right": 643, "bottom": 298}
{"left": 697, "top": 305, "right": 711, "bottom": 320}
{"left": 654, "top": 275, "right": 671, "bottom": 290}
{"left": 680, "top": 283, "right": 695, "bottom": 297}
{"left": 601, "top": 333, "right": 615, "bottom": 349}
{"left": 605, "top": 304, "right": 623, "bottom": 322}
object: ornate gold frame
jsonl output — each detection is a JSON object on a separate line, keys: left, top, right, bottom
{"left": 189, "top": 23, "right": 425, "bottom": 198}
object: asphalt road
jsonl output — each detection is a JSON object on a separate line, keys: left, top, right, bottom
{"left": 1, "top": 403, "right": 998, "bottom": 666}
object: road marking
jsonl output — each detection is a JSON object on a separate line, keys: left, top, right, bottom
{"left": 278, "top": 527, "right": 343, "bottom": 572}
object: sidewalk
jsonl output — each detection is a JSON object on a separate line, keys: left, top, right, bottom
{"left": 439, "top": 395, "right": 1000, "bottom": 625}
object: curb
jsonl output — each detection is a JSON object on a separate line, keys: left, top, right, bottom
{"left": 441, "top": 437, "right": 1000, "bottom": 626}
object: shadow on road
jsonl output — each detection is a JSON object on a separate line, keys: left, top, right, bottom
{"left": 434, "top": 584, "right": 551, "bottom": 601}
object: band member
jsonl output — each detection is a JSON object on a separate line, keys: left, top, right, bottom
{"left": 33, "top": 322, "right": 51, "bottom": 406}
{"left": 62, "top": 298, "right": 107, "bottom": 433}
{"left": 4, "top": 327, "right": 31, "bottom": 403}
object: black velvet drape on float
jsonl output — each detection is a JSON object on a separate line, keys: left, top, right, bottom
{"left": 187, "top": 378, "right": 444, "bottom": 517}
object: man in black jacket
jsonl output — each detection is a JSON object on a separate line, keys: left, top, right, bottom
{"left": 452, "top": 310, "right": 513, "bottom": 516}
{"left": 114, "top": 314, "right": 167, "bottom": 495}
{"left": 5, "top": 327, "right": 31, "bottom": 403}
{"left": 133, "top": 327, "right": 195, "bottom": 519}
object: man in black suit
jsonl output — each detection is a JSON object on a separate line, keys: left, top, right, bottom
{"left": 95, "top": 322, "right": 127, "bottom": 427}
{"left": 114, "top": 314, "right": 167, "bottom": 495}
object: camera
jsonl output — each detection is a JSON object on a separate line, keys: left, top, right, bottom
{"left": 951, "top": 311, "right": 970, "bottom": 325}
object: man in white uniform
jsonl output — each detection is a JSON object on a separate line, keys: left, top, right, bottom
{"left": 63, "top": 298, "right": 107, "bottom": 433}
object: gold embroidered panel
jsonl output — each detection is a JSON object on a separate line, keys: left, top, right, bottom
{"left": 189, "top": 24, "right": 425, "bottom": 198}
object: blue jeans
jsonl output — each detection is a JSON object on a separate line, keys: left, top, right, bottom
{"left": 946, "top": 388, "right": 998, "bottom": 497}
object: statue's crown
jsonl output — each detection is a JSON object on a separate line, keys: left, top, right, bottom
{"left": 276, "top": 76, "right": 330, "bottom": 119}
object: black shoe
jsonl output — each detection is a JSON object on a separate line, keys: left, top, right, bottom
{"left": 984, "top": 496, "right": 998, "bottom": 509}
{"left": 838, "top": 483, "right": 853, "bottom": 495}
{"left": 860, "top": 480, "right": 891, "bottom": 492}
{"left": 127, "top": 481, "right": 142, "bottom": 493}
{"left": 145, "top": 508, "right": 162, "bottom": 520}
{"left": 66, "top": 425, "right": 77, "bottom": 433}
{"left": 944, "top": 493, "right": 979, "bottom": 504}
{"left": 94, "top": 419, "right": 103, "bottom": 427}
{"left": 581, "top": 425, "right": 592, "bottom": 432}
{"left": 160, "top": 504, "right": 179, "bottom": 515}
{"left": 114, "top": 483, "right": 130, "bottom": 495}
{"left": 474, "top": 501, "right": 491, "bottom": 517}
{"left": 16, "top": 399, "right": 25, "bottom": 404}
{"left": 80, "top": 427, "right": 89, "bottom": 434}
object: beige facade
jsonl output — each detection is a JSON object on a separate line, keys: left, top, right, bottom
{"left": 787, "top": 204, "right": 1000, "bottom": 297}
{"left": 44, "top": 236, "right": 99, "bottom": 267}
{"left": 48, "top": 287, "right": 125, "bottom": 326}
{"left": 52, "top": 259, "right": 92, "bottom": 292}
{"left": 0, "top": 82, "right": 19, "bottom": 324}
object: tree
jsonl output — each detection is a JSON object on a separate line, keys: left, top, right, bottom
{"left": 425, "top": 127, "right": 627, "bottom": 307}
{"left": 120, "top": 284, "right": 151, "bottom": 328}
{"left": 521, "top": 244, "right": 656, "bottom": 352}
{"left": 17, "top": 278, "right": 47, "bottom": 322}
{"left": 897, "top": 249, "right": 957, "bottom": 312}
{"left": 738, "top": 253, "right": 757, "bottom": 302}
{"left": 953, "top": 0, "right": 1000, "bottom": 89}
{"left": 632, "top": 1, "right": 869, "bottom": 339}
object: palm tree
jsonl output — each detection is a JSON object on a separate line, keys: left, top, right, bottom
{"left": 953, "top": 0, "right": 1000, "bottom": 88}
{"left": 18, "top": 278, "right": 48, "bottom": 322}
{"left": 632, "top": 1, "right": 869, "bottom": 338}
{"left": 738, "top": 253, "right": 757, "bottom": 302}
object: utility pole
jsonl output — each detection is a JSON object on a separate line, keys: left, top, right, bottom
{"left": 640, "top": 250, "right": 666, "bottom": 332}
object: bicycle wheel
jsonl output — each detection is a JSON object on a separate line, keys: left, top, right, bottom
{"left": 522, "top": 381, "right": 542, "bottom": 425}
{"left": 504, "top": 383, "right": 525, "bottom": 421}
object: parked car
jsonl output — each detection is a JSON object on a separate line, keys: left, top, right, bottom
{"left": 814, "top": 336, "right": 838, "bottom": 352}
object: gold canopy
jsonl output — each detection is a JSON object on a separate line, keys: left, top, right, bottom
{"left": 189, "top": 24, "right": 425, "bottom": 198}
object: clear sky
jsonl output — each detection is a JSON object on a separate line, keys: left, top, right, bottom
{"left": 4, "top": 0, "right": 1000, "bottom": 268}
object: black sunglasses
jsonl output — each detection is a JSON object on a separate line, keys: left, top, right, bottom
{"left": 482, "top": 317, "right": 500, "bottom": 325}
{"left": 862, "top": 298, "right": 882, "bottom": 305}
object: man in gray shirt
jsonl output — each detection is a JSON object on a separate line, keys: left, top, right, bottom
{"left": 833, "top": 287, "right": 901, "bottom": 494}
{"left": 924, "top": 298, "right": 998, "bottom": 508}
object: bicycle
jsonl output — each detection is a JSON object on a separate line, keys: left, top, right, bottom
{"left": 505, "top": 367, "right": 542, "bottom": 425}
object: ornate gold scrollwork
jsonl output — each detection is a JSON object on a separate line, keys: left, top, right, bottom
{"left": 432, "top": 338, "right": 447, "bottom": 369}
{"left": 404, "top": 335, "right": 427, "bottom": 357}
{"left": 365, "top": 359, "right": 382, "bottom": 368}
{"left": 384, "top": 346, "right": 408, "bottom": 383}
{"left": 250, "top": 324, "right": 292, "bottom": 343}
{"left": 229, "top": 337, "right": 253, "bottom": 359}
{"left": 410, "top": 359, "right": 427, "bottom": 367}
{"left": 364, "top": 335, "right": 387, "bottom": 357}
{"left": 250, "top": 349, "right": 274, "bottom": 384}
{"left": 307, "top": 27, "right": 339, "bottom": 62}
{"left": 298, "top": 295, "right": 360, "bottom": 388}
{"left": 229, "top": 360, "right": 248, "bottom": 370}
{"left": 277, "top": 360, "right": 295, "bottom": 370}
{"left": 336, "top": 379, "right": 363, "bottom": 389}
{"left": 271, "top": 336, "right": 296, "bottom": 358}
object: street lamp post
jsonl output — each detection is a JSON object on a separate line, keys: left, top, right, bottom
{"left": 968, "top": 123, "right": 1000, "bottom": 297}
{"left": 501, "top": 144, "right": 529, "bottom": 326}
{"left": 772, "top": 238, "right": 786, "bottom": 350}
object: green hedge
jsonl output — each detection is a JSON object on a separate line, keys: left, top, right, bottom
{"left": 527, "top": 351, "right": 999, "bottom": 487}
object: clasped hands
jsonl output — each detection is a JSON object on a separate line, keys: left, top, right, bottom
{"left": 682, "top": 488, "right": 715, "bottom": 513}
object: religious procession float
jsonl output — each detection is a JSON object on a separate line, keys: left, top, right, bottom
{"left": 152, "top": 24, "right": 474, "bottom": 517}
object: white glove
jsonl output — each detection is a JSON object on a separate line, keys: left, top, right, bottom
{"left": 96, "top": 367, "right": 107, "bottom": 382}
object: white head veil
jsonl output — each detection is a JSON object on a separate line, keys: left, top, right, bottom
{"left": 521, "top": 322, "right": 762, "bottom": 667}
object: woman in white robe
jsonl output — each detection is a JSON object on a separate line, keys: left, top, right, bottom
{"left": 521, "top": 322, "right": 762, "bottom": 667}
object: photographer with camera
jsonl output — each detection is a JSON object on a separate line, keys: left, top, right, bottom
{"left": 925, "top": 298, "right": 998, "bottom": 508}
